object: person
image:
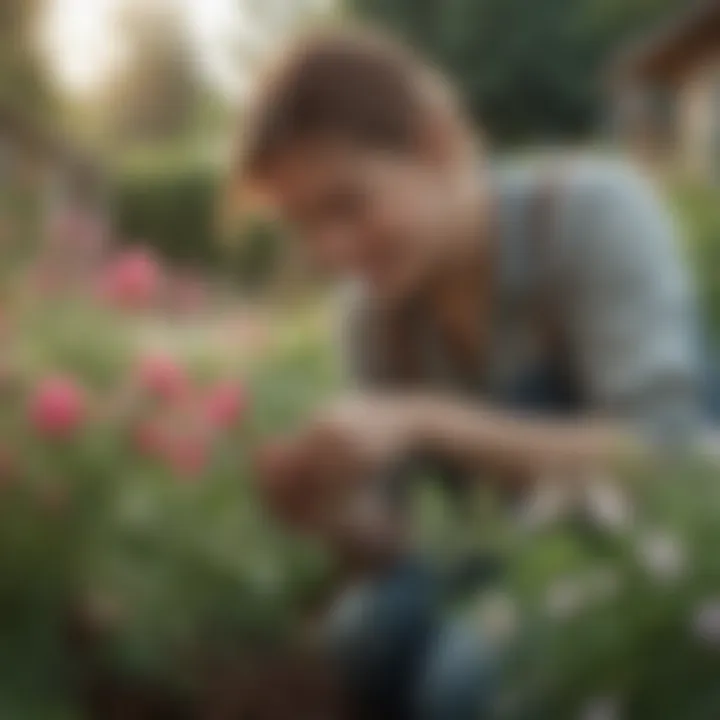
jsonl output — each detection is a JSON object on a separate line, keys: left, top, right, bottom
{"left": 238, "top": 26, "right": 702, "bottom": 720}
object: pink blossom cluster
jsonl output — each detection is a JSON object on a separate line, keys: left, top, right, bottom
{"left": 28, "top": 356, "right": 248, "bottom": 480}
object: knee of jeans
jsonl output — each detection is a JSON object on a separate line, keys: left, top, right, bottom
{"left": 324, "top": 563, "right": 437, "bottom": 679}
{"left": 324, "top": 581, "right": 377, "bottom": 667}
{"left": 416, "top": 621, "right": 498, "bottom": 720}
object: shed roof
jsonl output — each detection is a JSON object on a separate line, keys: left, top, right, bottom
{"left": 610, "top": 0, "right": 720, "bottom": 85}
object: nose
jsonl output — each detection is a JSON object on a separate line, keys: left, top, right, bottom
{"left": 314, "top": 224, "right": 363, "bottom": 273}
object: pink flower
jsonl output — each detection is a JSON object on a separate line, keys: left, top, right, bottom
{"left": 29, "top": 377, "right": 87, "bottom": 439}
{"left": 100, "top": 247, "right": 162, "bottom": 310}
{"left": 203, "top": 382, "right": 247, "bottom": 429}
{"left": 167, "top": 273, "right": 207, "bottom": 316}
{"left": 136, "top": 355, "right": 189, "bottom": 402}
{"left": 132, "top": 420, "right": 169, "bottom": 457}
{"left": 164, "top": 436, "right": 209, "bottom": 479}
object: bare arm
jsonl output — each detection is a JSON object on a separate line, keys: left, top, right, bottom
{"left": 409, "top": 396, "right": 635, "bottom": 480}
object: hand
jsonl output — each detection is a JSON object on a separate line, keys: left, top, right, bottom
{"left": 253, "top": 395, "right": 425, "bottom": 534}
{"left": 253, "top": 434, "right": 337, "bottom": 531}
{"left": 254, "top": 429, "right": 411, "bottom": 568}
{"left": 305, "top": 394, "right": 424, "bottom": 476}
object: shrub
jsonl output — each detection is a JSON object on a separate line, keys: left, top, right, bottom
{"left": 0, "top": 230, "right": 335, "bottom": 715}
{"left": 671, "top": 182, "right": 720, "bottom": 339}
{"left": 114, "top": 159, "right": 221, "bottom": 266}
{"left": 113, "top": 157, "right": 287, "bottom": 291}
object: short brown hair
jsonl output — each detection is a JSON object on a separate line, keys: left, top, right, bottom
{"left": 236, "top": 26, "right": 468, "bottom": 188}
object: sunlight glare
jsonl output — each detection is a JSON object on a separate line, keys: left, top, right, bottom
{"left": 42, "top": 0, "right": 126, "bottom": 94}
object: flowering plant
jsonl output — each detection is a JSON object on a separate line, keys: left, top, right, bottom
{"left": 454, "top": 455, "right": 720, "bottom": 720}
{"left": 0, "top": 216, "right": 335, "bottom": 715}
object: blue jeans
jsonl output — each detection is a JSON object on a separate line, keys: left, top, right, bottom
{"left": 324, "top": 364, "right": 573, "bottom": 720}
{"left": 325, "top": 559, "right": 498, "bottom": 720}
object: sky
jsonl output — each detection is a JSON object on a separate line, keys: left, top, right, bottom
{"left": 42, "top": 0, "right": 258, "bottom": 99}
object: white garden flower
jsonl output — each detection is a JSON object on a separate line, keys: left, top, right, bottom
{"left": 585, "top": 477, "right": 633, "bottom": 533}
{"left": 545, "top": 577, "right": 587, "bottom": 620}
{"left": 518, "top": 477, "right": 574, "bottom": 529}
{"left": 691, "top": 599, "right": 720, "bottom": 647}
{"left": 579, "top": 696, "right": 622, "bottom": 720}
{"left": 635, "top": 530, "right": 687, "bottom": 583}
{"left": 474, "top": 590, "right": 519, "bottom": 642}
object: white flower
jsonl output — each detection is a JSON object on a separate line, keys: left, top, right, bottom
{"left": 545, "top": 577, "right": 586, "bottom": 620}
{"left": 635, "top": 530, "right": 687, "bottom": 583}
{"left": 691, "top": 599, "right": 720, "bottom": 647}
{"left": 585, "top": 478, "right": 633, "bottom": 533}
{"left": 518, "top": 479, "right": 573, "bottom": 529}
{"left": 474, "top": 590, "right": 519, "bottom": 642}
{"left": 579, "top": 696, "right": 622, "bottom": 720}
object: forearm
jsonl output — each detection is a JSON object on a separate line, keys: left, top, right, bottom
{"left": 410, "top": 397, "right": 639, "bottom": 480}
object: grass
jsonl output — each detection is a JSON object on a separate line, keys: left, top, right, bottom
{"left": 668, "top": 180, "right": 720, "bottom": 339}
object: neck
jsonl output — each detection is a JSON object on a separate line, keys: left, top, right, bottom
{"left": 426, "top": 167, "right": 495, "bottom": 317}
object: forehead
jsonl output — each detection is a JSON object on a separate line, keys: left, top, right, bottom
{"left": 262, "top": 139, "right": 417, "bottom": 211}
{"left": 264, "top": 140, "right": 365, "bottom": 202}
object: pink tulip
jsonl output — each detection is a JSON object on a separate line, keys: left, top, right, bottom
{"left": 29, "top": 377, "right": 87, "bottom": 439}
{"left": 136, "top": 354, "right": 188, "bottom": 402}
{"left": 100, "top": 247, "right": 162, "bottom": 310}
{"left": 203, "top": 382, "right": 247, "bottom": 429}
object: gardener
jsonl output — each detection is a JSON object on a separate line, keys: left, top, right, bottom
{"left": 239, "top": 27, "right": 703, "bottom": 720}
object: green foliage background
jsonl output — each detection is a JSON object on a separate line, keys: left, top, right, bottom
{"left": 113, "top": 155, "right": 286, "bottom": 291}
{"left": 350, "top": 0, "right": 686, "bottom": 144}
{"left": 0, "top": 0, "right": 55, "bottom": 119}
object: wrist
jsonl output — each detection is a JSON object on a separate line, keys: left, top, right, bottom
{"left": 403, "top": 396, "right": 443, "bottom": 452}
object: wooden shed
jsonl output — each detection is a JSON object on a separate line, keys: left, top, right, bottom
{"left": 609, "top": 0, "right": 720, "bottom": 183}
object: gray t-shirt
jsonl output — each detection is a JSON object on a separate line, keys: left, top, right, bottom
{"left": 341, "top": 157, "right": 700, "bottom": 436}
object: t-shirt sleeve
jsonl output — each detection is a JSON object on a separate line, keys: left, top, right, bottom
{"left": 557, "top": 162, "right": 701, "bottom": 438}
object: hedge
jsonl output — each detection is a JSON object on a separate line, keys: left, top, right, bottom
{"left": 113, "top": 157, "right": 286, "bottom": 290}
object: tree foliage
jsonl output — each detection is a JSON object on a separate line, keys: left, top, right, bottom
{"left": 351, "top": 0, "right": 686, "bottom": 144}
{"left": 97, "top": 0, "right": 207, "bottom": 148}
{"left": 0, "top": 0, "right": 55, "bottom": 117}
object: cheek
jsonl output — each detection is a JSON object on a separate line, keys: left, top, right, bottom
{"left": 311, "top": 226, "right": 360, "bottom": 271}
{"left": 367, "top": 180, "right": 431, "bottom": 245}
{"left": 357, "top": 192, "right": 440, "bottom": 295}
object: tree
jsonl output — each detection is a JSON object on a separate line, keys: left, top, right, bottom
{"left": 232, "top": 0, "right": 337, "bottom": 97}
{"left": 98, "top": 0, "right": 206, "bottom": 147}
{"left": 0, "top": 0, "right": 55, "bottom": 117}
{"left": 350, "top": 0, "right": 686, "bottom": 144}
